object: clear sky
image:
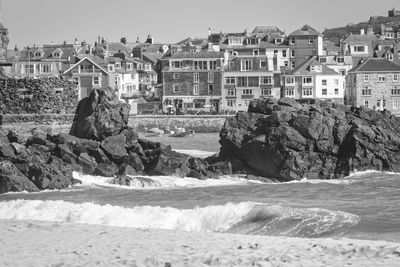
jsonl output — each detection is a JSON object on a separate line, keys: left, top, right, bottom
{"left": 2, "top": 0, "right": 400, "bottom": 48}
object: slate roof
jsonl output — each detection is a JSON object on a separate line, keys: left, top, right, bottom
{"left": 343, "top": 34, "right": 378, "bottom": 46}
{"left": 165, "top": 51, "right": 225, "bottom": 59}
{"left": 289, "top": 25, "right": 321, "bottom": 36}
{"left": 348, "top": 58, "right": 400, "bottom": 73}
{"left": 107, "top": 42, "right": 130, "bottom": 52}
{"left": 288, "top": 56, "right": 339, "bottom": 75}
{"left": 18, "top": 44, "right": 76, "bottom": 61}
{"left": 252, "top": 26, "right": 283, "bottom": 35}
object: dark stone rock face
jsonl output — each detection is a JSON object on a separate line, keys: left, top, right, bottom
{"left": 69, "top": 87, "right": 131, "bottom": 141}
{"left": 0, "top": 161, "right": 39, "bottom": 193}
{"left": 219, "top": 98, "right": 400, "bottom": 181}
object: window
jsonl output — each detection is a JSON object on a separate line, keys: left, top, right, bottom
{"left": 322, "top": 88, "right": 327, "bottom": 95}
{"left": 227, "top": 99, "right": 236, "bottom": 107}
{"left": 193, "top": 73, "right": 199, "bottom": 83}
{"left": 319, "top": 57, "right": 327, "bottom": 63}
{"left": 302, "top": 88, "right": 313, "bottom": 96}
{"left": 386, "top": 54, "right": 393, "bottom": 61}
{"left": 282, "top": 50, "right": 287, "bottom": 58}
{"left": 285, "top": 76, "right": 294, "bottom": 84}
{"left": 253, "top": 49, "right": 259, "bottom": 56}
{"left": 237, "top": 77, "right": 247, "bottom": 87}
{"left": 363, "top": 74, "right": 369, "bottom": 82}
{"left": 378, "top": 75, "right": 386, "bottom": 83}
{"left": 260, "top": 60, "right": 267, "bottom": 68}
{"left": 354, "top": 46, "right": 365, "bottom": 52}
{"left": 394, "top": 74, "right": 399, "bottom": 83}
{"left": 34, "top": 51, "right": 42, "bottom": 58}
{"left": 334, "top": 88, "right": 339, "bottom": 95}
{"left": 73, "top": 77, "right": 79, "bottom": 86}
{"left": 208, "top": 73, "right": 214, "bottom": 83}
{"left": 285, "top": 88, "right": 295, "bottom": 97}
{"left": 291, "top": 50, "right": 295, "bottom": 58}
{"left": 108, "top": 65, "right": 114, "bottom": 72}
{"left": 364, "top": 100, "right": 369, "bottom": 108}
{"left": 243, "top": 89, "right": 253, "bottom": 95}
{"left": 173, "top": 84, "right": 179, "bottom": 93}
{"left": 209, "top": 61, "right": 217, "bottom": 70}
{"left": 241, "top": 60, "right": 252, "bottom": 71}
{"left": 93, "top": 77, "right": 100, "bottom": 85}
{"left": 227, "top": 89, "right": 236, "bottom": 96}
{"left": 337, "top": 57, "right": 344, "bottom": 63}
{"left": 193, "top": 84, "right": 199, "bottom": 95}
{"left": 248, "top": 77, "right": 259, "bottom": 87}
{"left": 225, "top": 77, "right": 235, "bottom": 84}
{"left": 275, "top": 38, "right": 283, "bottom": 44}
{"left": 322, "top": 79, "right": 327, "bottom": 86}
{"left": 127, "top": 63, "right": 132, "bottom": 70}
{"left": 393, "top": 99, "right": 400, "bottom": 109}
{"left": 392, "top": 86, "right": 400, "bottom": 95}
{"left": 173, "top": 73, "right": 179, "bottom": 79}
{"left": 172, "top": 61, "right": 182, "bottom": 68}
{"left": 274, "top": 50, "right": 278, "bottom": 55}
{"left": 290, "top": 37, "right": 295, "bottom": 44}
{"left": 260, "top": 76, "right": 272, "bottom": 84}
{"left": 53, "top": 51, "right": 60, "bottom": 58}
{"left": 229, "top": 61, "right": 235, "bottom": 69}
{"left": 261, "top": 88, "right": 272, "bottom": 96}
{"left": 362, "top": 86, "right": 371, "bottom": 96}
{"left": 291, "top": 61, "right": 295, "bottom": 69}
{"left": 115, "top": 62, "right": 121, "bottom": 69}
{"left": 303, "top": 76, "right": 313, "bottom": 84}
{"left": 339, "top": 69, "right": 346, "bottom": 76}
{"left": 309, "top": 37, "right": 314, "bottom": 44}
{"left": 24, "top": 64, "right": 34, "bottom": 74}
{"left": 208, "top": 84, "right": 214, "bottom": 94}
{"left": 334, "top": 79, "right": 339, "bottom": 86}
{"left": 42, "top": 64, "right": 51, "bottom": 73}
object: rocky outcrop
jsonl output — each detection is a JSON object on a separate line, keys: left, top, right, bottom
{"left": 69, "top": 87, "right": 130, "bottom": 141}
{"left": 218, "top": 98, "right": 400, "bottom": 181}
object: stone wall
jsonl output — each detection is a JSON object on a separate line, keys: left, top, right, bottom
{"left": 0, "top": 77, "right": 78, "bottom": 114}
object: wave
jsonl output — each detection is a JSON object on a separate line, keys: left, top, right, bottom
{"left": 0, "top": 200, "right": 360, "bottom": 238}
{"left": 73, "top": 172, "right": 264, "bottom": 190}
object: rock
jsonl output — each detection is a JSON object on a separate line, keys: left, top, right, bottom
{"left": 25, "top": 144, "right": 52, "bottom": 165}
{"left": 118, "top": 164, "right": 137, "bottom": 176}
{"left": 69, "top": 87, "right": 131, "bottom": 141}
{"left": 77, "top": 153, "right": 97, "bottom": 174}
{"left": 113, "top": 175, "right": 161, "bottom": 188}
{"left": 27, "top": 163, "right": 73, "bottom": 190}
{"left": 94, "top": 163, "right": 119, "bottom": 177}
{"left": 121, "top": 127, "right": 139, "bottom": 147}
{"left": 100, "top": 134, "right": 128, "bottom": 161}
{"left": 0, "top": 132, "right": 17, "bottom": 159}
{"left": 0, "top": 160, "right": 39, "bottom": 193}
{"left": 218, "top": 98, "right": 400, "bottom": 181}
{"left": 7, "top": 130, "right": 27, "bottom": 144}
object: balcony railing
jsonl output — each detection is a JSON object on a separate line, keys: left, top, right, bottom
{"left": 241, "top": 95, "right": 254, "bottom": 99}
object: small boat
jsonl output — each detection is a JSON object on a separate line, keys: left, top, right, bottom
{"left": 169, "top": 130, "right": 195, "bottom": 138}
{"left": 145, "top": 132, "right": 162, "bottom": 137}
{"left": 144, "top": 127, "right": 164, "bottom": 137}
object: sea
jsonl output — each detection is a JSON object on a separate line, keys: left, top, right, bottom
{"left": 0, "top": 133, "right": 399, "bottom": 243}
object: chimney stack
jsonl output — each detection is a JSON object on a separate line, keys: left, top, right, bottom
{"left": 360, "top": 29, "right": 365, "bottom": 35}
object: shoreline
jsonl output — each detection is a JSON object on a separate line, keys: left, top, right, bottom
{"left": 1, "top": 219, "right": 399, "bottom": 266}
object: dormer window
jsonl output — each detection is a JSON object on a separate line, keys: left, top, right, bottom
{"left": 34, "top": 51, "right": 42, "bottom": 58}
{"left": 309, "top": 37, "right": 314, "bottom": 44}
{"left": 52, "top": 50, "right": 61, "bottom": 58}
{"left": 115, "top": 62, "right": 121, "bottom": 69}
{"left": 108, "top": 64, "right": 115, "bottom": 72}
{"left": 127, "top": 63, "right": 132, "bottom": 70}
{"left": 387, "top": 53, "right": 394, "bottom": 61}
{"left": 275, "top": 38, "right": 283, "bottom": 44}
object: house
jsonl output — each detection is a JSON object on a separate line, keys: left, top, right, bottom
{"left": 208, "top": 26, "right": 289, "bottom": 73}
{"left": 63, "top": 56, "right": 113, "bottom": 100}
{"left": 7, "top": 43, "right": 77, "bottom": 78}
{"left": 380, "top": 23, "right": 400, "bottom": 39}
{"left": 288, "top": 25, "right": 323, "bottom": 69}
{"left": 388, "top": 8, "right": 400, "bottom": 17}
{"left": 222, "top": 53, "right": 280, "bottom": 112}
{"left": 282, "top": 57, "right": 345, "bottom": 103}
{"left": 130, "top": 58, "right": 158, "bottom": 97}
{"left": 161, "top": 51, "right": 226, "bottom": 113}
{"left": 374, "top": 39, "right": 400, "bottom": 65}
{"left": 318, "top": 55, "right": 353, "bottom": 76}
{"left": 346, "top": 58, "right": 400, "bottom": 114}
{"left": 342, "top": 32, "right": 378, "bottom": 65}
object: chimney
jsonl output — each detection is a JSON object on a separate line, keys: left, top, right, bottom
{"left": 360, "top": 29, "right": 365, "bottom": 35}
{"left": 121, "top": 37, "right": 127, "bottom": 45}
{"left": 208, "top": 27, "right": 211, "bottom": 37}
{"left": 145, "top": 34, "right": 153, "bottom": 44}
{"left": 136, "top": 37, "right": 140, "bottom": 43}
{"left": 367, "top": 26, "right": 374, "bottom": 35}
{"left": 74, "top": 38, "right": 78, "bottom": 45}
{"left": 63, "top": 40, "right": 67, "bottom": 45}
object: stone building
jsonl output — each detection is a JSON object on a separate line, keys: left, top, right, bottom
{"left": 162, "top": 51, "right": 226, "bottom": 113}
{"left": 346, "top": 58, "right": 400, "bottom": 114}
{"left": 0, "top": 22, "right": 8, "bottom": 62}
{"left": 282, "top": 57, "right": 345, "bottom": 103}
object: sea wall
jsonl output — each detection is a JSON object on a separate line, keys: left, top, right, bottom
{"left": 127, "top": 115, "right": 231, "bottom": 133}
{"left": 0, "top": 77, "right": 78, "bottom": 114}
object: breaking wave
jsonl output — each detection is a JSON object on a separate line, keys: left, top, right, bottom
{"left": 0, "top": 200, "right": 360, "bottom": 238}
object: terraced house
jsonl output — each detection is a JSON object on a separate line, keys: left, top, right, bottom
{"left": 162, "top": 51, "right": 226, "bottom": 113}
{"left": 346, "top": 58, "right": 400, "bottom": 114}
{"left": 282, "top": 57, "right": 345, "bottom": 103}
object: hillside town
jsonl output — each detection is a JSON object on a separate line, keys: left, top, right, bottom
{"left": 1, "top": 8, "right": 400, "bottom": 115}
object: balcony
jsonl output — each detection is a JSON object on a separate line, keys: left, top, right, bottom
{"left": 241, "top": 94, "right": 254, "bottom": 99}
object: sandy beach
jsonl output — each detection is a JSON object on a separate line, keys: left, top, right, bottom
{"left": 1, "top": 219, "right": 399, "bottom": 267}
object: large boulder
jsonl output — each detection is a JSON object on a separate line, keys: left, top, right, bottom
{"left": 218, "top": 98, "right": 400, "bottom": 181}
{"left": 0, "top": 161, "right": 39, "bottom": 193}
{"left": 69, "top": 87, "right": 131, "bottom": 141}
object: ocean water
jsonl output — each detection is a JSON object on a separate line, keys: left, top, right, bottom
{"left": 0, "top": 134, "right": 399, "bottom": 244}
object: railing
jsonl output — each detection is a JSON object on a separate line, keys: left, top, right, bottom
{"left": 241, "top": 95, "right": 254, "bottom": 99}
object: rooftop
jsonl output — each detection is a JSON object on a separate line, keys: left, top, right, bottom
{"left": 164, "top": 51, "right": 225, "bottom": 59}
{"left": 349, "top": 58, "right": 400, "bottom": 72}
{"left": 289, "top": 25, "right": 321, "bottom": 36}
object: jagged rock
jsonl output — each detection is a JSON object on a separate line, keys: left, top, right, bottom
{"left": 77, "top": 153, "right": 97, "bottom": 174}
{"left": 25, "top": 144, "right": 52, "bottom": 165}
{"left": 0, "top": 160, "right": 39, "bottom": 193}
{"left": 27, "top": 163, "right": 73, "bottom": 190}
{"left": 101, "top": 134, "right": 128, "bottom": 161}
{"left": 0, "top": 131, "right": 16, "bottom": 159}
{"left": 118, "top": 164, "right": 137, "bottom": 176}
{"left": 218, "top": 98, "right": 400, "bottom": 181}
{"left": 94, "top": 163, "right": 119, "bottom": 177}
{"left": 69, "top": 87, "right": 131, "bottom": 141}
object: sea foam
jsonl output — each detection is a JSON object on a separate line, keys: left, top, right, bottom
{"left": 0, "top": 200, "right": 360, "bottom": 237}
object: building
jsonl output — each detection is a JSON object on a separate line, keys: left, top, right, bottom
{"left": 282, "top": 57, "right": 345, "bottom": 103}
{"left": 7, "top": 43, "right": 76, "bottom": 78}
{"left": 131, "top": 57, "right": 158, "bottom": 97}
{"left": 222, "top": 54, "right": 280, "bottom": 112}
{"left": 342, "top": 33, "right": 378, "bottom": 65}
{"left": 388, "top": 8, "right": 400, "bottom": 17}
{"left": 288, "top": 25, "right": 323, "bottom": 69}
{"left": 0, "top": 23, "right": 8, "bottom": 62}
{"left": 162, "top": 51, "right": 226, "bottom": 113}
{"left": 374, "top": 39, "right": 400, "bottom": 65}
{"left": 346, "top": 58, "right": 400, "bottom": 114}
{"left": 380, "top": 23, "right": 400, "bottom": 39}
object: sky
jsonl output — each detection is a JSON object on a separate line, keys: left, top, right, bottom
{"left": 1, "top": 0, "right": 400, "bottom": 48}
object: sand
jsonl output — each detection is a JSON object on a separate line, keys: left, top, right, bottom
{"left": 0, "top": 220, "right": 399, "bottom": 267}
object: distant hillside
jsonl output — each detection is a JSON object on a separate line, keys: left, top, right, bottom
{"left": 323, "top": 15, "right": 400, "bottom": 42}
